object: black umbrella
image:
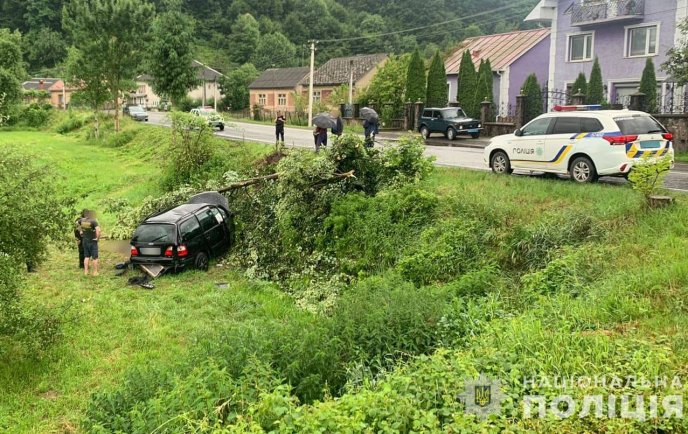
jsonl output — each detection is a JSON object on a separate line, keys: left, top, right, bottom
{"left": 313, "top": 113, "right": 337, "bottom": 128}
{"left": 360, "top": 107, "right": 379, "bottom": 122}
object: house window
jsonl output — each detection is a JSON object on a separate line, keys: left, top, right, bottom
{"left": 627, "top": 25, "right": 658, "bottom": 57}
{"left": 258, "top": 94, "right": 267, "bottom": 105}
{"left": 568, "top": 33, "right": 593, "bottom": 62}
{"left": 313, "top": 91, "right": 321, "bottom": 103}
{"left": 278, "top": 93, "right": 287, "bottom": 106}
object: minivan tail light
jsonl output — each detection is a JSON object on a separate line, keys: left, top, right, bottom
{"left": 130, "top": 246, "right": 139, "bottom": 256}
{"left": 164, "top": 246, "right": 173, "bottom": 257}
{"left": 603, "top": 135, "right": 638, "bottom": 145}
{"left": 177, "top": 245, "right": 189, "bottom": 257}
{"left": 663, "top": 133, "right": 674, "bottom": 141}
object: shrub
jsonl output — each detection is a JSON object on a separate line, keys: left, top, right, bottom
{"left": 397, "top": 218, "right": 494, "bottom": 287}
{"left": 18, "top": 103, "right": 52, "bottom": 128}
{"left": 102, "top": 128, "right": 137, "bottom": 147}
{"left": 164, "top": 111, "right": 216, "bottom": 189}
{"left": 55, "top": 112, "right": 87, "bottom": 134}
{"left": 628, "top": 155, "right": 672, "bottom": 205}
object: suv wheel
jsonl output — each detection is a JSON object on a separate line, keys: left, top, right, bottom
{"left": 490, "top": 151, "right": 512, "bottom": 175}
{"left": 194, "top": 252, "right": 209, "bottom": 271}
{"left": 218, "top": 123, "right": 225, "bottom": 131}
{"left": 570, "top": 156, "right": 598, "bottom": 183}
{"left": 420, "top": 126, "right": 429, "bottom": 139}
{"left": 447, "top": 127, "right": 456, "bottom": 141}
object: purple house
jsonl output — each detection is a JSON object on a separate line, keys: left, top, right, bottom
{"left": 527, "top": 0, "right": 688, "bottom": 110}
{"left": 445, "top": 28, "right": 551, "bottom": 118}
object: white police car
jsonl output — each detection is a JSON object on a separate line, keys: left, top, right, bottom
{"left": 484, "top": 105, "right": 674, "bottom": 183}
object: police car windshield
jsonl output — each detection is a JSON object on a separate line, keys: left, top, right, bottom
{"left": 133, "top": 224, "right": 176, "bottom": 243}
{"left": 441, "top": 108, "right": 467, "bottom": 119}
{"left": 614, "top": 115, "right": 666, "bottom": 135}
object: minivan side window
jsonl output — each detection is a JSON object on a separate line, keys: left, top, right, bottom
{"left": 179, "top": 217, "right": 202, "bottom": 241}
{"left": 197, "top": 209, "right": 218, "bottom": 232}
{"left": 581, "top": 117, "right": 604, "bottom": 132}
{"left": 551, "top": 117, "right": 580, "bottom": 134}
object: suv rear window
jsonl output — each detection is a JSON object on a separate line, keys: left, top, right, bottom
{"left": 614, "top": 115, "right": 666, "bottom": 135}
{"left": 581, "top": 117, "right": 603, "bottom": 132}
{"left": 133, "top": 224, "right": 176, "bottom": 243}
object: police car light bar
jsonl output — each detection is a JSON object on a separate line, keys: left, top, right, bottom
{"left": 552, "top": 104, "right": 603, "bottom": 112}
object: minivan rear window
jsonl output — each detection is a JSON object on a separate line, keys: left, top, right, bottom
{"left": 133, "top": 224, "right": 176, "bottom": 243}
{"left": 614, "top": 115, "right": 666, "bottom": 135}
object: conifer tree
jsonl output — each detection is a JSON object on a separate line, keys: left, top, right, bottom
{"left": 522, "top": 73, "right": 542, "bottom": 123}
{"left": 456, "top": 50, "right": 477, "bottom": 115}
{"left": 425, "top": 50, "right": 448, "bottom": 107}
{"left": 639, "top": 57, "right": 658, "bottom": 113}
{"left": 587, "top": 57, "right": 604, "bottom": 105}
{"left": 405, "top": 48, "right": 426, "bottom": 103}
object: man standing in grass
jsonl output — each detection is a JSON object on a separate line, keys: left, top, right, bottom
{"left": 275, "top": 111, "right": 286, "bottom": 145}
{"left": 78, "top": 210, "right": 101, "bottom": 276}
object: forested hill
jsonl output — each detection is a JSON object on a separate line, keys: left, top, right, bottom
{"left": 0, "top": 0, "right": 541, "bottom": 75}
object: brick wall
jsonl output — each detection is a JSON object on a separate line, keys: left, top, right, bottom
{"left": 654, "top": 114, "right": 688, "bottom": 153}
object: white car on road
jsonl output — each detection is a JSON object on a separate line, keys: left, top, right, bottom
{"left": 484, "top": 106, "right": 674, "bottom": 183}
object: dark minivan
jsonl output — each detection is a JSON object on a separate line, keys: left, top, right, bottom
{"left": 130, "top": 203, "right": 234, "bottom": 272}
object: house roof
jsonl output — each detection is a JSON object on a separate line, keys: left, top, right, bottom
{"left": 137, "top": 60, "right": 225, "bottom": 83}
{"left": 445, "top": 28, "right": 551, "bottom": 74}
{"left": 249, "top": 66, "right": 310, "bottom": 89}
{"left": 302, "top": 53, "right": 388, "bottom": 86}
{"left": 22, "top": 78, "right": 60, "bottom": 91}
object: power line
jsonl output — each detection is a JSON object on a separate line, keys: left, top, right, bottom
{"left": 317, "top": 1, "right": 536, "bottom": 43}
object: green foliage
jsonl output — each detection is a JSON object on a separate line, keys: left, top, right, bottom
{"left": 0, "top": 30, "right": 24, "bottom": 117}
{"left": 639, "top": 57, "right": 658, "bottom": 113}
{"left": 62, "top": 0, "right": 154, "bottom": 132}
{"left": 229, "top": 13, "right": 261, "bottom": 65}
{"left": 18, "top": 103, "right": 52, "bottom": 128}
{"left": 54, "top": 111, "right": 88, "bottom": 134}
{"left": 663, "top": 19, "right": 688, "bottom": 86}
{"left": 521, "top": 73, "right": 542, "bottom": 123}
{"left": 148, "top": 3, "right": 199, "bottom": 105}
{"left": 357, "top": 54, "right": 410, "bottom": 107}
{"left": 405, "top": 48, "right": 426, "bottom": 103}
{"left": 587, "top": 57, "right": 605, "bottom": 105}
{"left": 22, "top": 27, "right": 66, "bottom": 71}
{"left": 252, "top": 32, "right": 297, "bottom": 71}
{"left": 165, "top": 111, "right": 217, "bottom": 189}
{"left": 397, "top": 218, "right": 493, "bottom": 286}
{"left": 456, "top": 50, "right": 477, "bottom": 114}
{"left": 475, "top": 58, "right": 493, "bottom": 109}
{"left": 571, "top": 72, "right": 587, "bottom": 97}
{"left": 219, "top": 63, "right": 259, "bottom": 111}
{"left": 425, "top": 50, "right": 447, "bottom": 108}
{"left": 628, "top": 155, "right": 672, "bottom": 203}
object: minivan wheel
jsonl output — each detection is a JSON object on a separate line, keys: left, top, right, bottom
{"left": 490, "top": 151, "right": 512, "bottom": 174}
{"left": 447, "top": 127, "right": 456, "bottom": 141}
{"left": 420, "top": 126, "right": 429, "bottom": 139}
{"left": 570, "top": 156, "right": 598, "bottom": 183}
{"left": 194, "top": 252, "right": 209, "bottom": 271}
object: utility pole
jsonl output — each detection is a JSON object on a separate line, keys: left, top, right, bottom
{"left": 348, "top": 59, "right": 354, "bottom": 105}
{"left": 307, "top": 40, "right": 316, "bottom": 127}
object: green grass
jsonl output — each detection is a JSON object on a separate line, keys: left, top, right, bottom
{"left": 3, "top": 121, "right": 688, "bottom": 432}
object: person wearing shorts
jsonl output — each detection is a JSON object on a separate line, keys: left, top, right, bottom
{"left": 78, "top": 210, "right": 101, "bottom": 276}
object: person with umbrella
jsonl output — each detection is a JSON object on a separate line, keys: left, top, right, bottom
{"left": 312, "top": 113, "right": 337, "bottom": 152}
{"left": 361, "top": 107, "right": 379, "bottom": 148}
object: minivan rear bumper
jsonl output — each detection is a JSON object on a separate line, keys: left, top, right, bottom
{"left": 130, "top": 256, "right": 193, "bottom": 271}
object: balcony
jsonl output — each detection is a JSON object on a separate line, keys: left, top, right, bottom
{"left": 571, "top": 0, "right": 644, "bottom": 26}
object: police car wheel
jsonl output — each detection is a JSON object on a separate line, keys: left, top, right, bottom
{"left": 447, "top": 128, "right": 456, "bottom": 141}
{"left": 490, "top": 151, "right": 512, "bottom": 175}
{"left": 570, "top": 157, "right": 598, "bottom": 183}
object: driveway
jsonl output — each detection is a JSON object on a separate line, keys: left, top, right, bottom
{"left": 146, "top": 112, "right": 688, "bottom": 192}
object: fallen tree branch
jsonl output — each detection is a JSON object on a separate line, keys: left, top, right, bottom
{"left": 217, "top": 171, "right": 356, "bottom": 193}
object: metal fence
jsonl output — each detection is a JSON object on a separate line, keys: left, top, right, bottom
{"left": 571, "top": 0, "right": 644, "bottom": 25}
{"left": 611, "top": 85, "right": 688, "bottom": 114}
{"left": 541, "top": 88, "right": 571, "bottom": 113}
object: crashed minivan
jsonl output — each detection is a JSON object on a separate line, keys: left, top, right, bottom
{"left": 130, "top": 201, "right": 234, "bottom": 274}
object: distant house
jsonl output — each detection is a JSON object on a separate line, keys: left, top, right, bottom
{"left": 445, "top": 28, "right": 551, "bottom": 117}
{"left": 22, "top": 78, "right": 75, "bottom": 109}
{"left": 527, "top": 0, "right": 688, "bottom": 110}
{"left": 134, "top": 60, "right": 225, "bottom": 109}
{"left": 301, "top": 53, "right": 388, "bottom": 104}
{"left": 248, "top": 66, "right": 310, "bottom": 112}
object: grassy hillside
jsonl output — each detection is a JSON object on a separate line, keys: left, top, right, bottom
{"left": 1, "top": 119, "right": 688, "bottom": 433}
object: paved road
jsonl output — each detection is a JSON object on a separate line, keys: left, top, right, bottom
{"left": 147, "top": 112, "right": 688, "bottom": 192}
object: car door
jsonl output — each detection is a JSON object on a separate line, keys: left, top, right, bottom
{"left": 196, "top": 208, "right": 226, "bottom": 257}
{"left": 541, "top": 117, "right": 583, "bottom": 172}
{"left": 429, "top": 110, "right": 444, "bottom": 133}
{"left": 179, "top": 217, "right": 205, "bottom": 258}
{"left": 509, "top": 117, "right": 553, "bottom": 170}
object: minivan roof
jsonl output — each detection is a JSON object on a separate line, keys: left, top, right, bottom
{"left": 146, "top": 203, "right": 210, "bottom": 224}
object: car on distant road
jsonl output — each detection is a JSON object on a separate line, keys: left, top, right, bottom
{"left": 484, "top": 105, "right": 674, "bottom": 183}
{"left": 130, "top": 202, "right": 234, "bottom": 273}
{"left": 125, "top": 105, "right": 148, "bottom": 122}
{"left": 191, "top": 107, "right": 225, "bottom": 131}
{"left": 418, "top": 107, "right": 482, "bottom": 140}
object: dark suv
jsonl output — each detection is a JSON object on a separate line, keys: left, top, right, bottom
{"left": 130, "top": 203, "right": 234, "bottom": 272}
{"left": 418, "top": 107, "right": 482, "bottom": 140}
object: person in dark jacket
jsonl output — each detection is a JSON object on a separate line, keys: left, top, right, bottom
{"left": 363, "top": 118, "right": 379, "bottom": 148}
{"left": 314, "top": 126, "right": 328, "bottom": 152}
{"left": 331, "top": 114, "right": 344, "bottom": 137}
{"left": 75, "top": 209, "right": 86, "bottom": 268}
{"left": 275, "top": 111, "right": 286, "bottom": 144}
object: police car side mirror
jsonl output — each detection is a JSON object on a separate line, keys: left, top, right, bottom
{"left": 514, "top": 128, "right": 523, "bottom": 137}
